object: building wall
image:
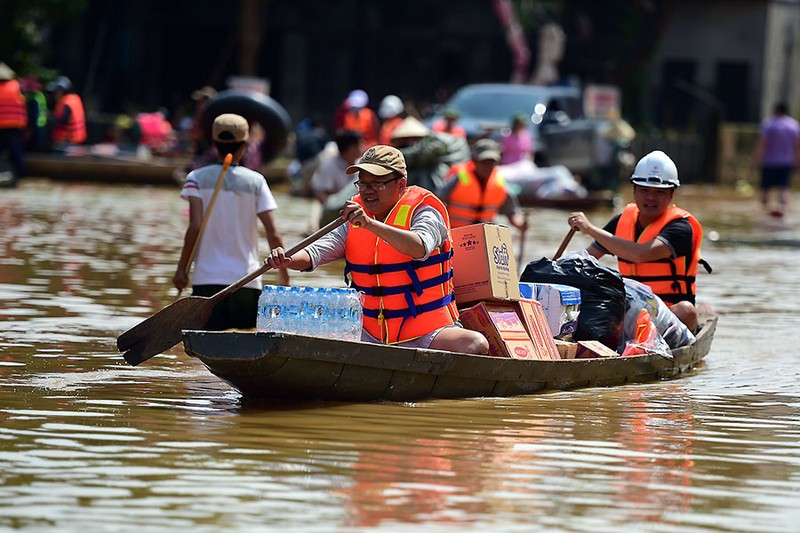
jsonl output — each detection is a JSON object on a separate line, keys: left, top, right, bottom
{"left": 762, "top": 0, "right": 800, "bottom": 118}
{"left": 645, "top": 0, "right": 768, "bottom": 125}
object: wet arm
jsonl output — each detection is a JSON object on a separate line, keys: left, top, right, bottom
{"left": 258, "top": 210, "right": 290, "bottom": 284}
{"left": 173, "top": 197, "right": 203, "bottom": 289}
{"left": 569, "top": 211, "right": 671, "bottom": 263}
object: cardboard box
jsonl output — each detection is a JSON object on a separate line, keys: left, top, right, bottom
{"left": 518, "top": 282, "right": 581, "bottom": 339}
{"left": 513, "top": 299, "right": 560, "bottom": 360}
{"left": 459, "top": 301, "right": 539, "bottom": 359}
{"left": 554, "top": 339, "right": 578, "bottom": 359}
{"left": 452, "top": 224, "right": 520, "bottom": 306}
{"left": 576, "top": 340, "right": 620, "bottom": 359}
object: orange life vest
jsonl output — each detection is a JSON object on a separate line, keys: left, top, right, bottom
{"left": 432, "top": 119, "right": 466, "bottom": 138}
{"left": 615, "top": 203, "right": 703, "bottom": 305}
{"left": 379, "top": 116, "right": 404, "bottom": 146}
{"left": 342, "top": 108, "right": 378, "bottom": 147}
{"left": 344, "top": 185, "right": 459, "bottom": 344}
{"left": 0, "top": 80, "right": 27, "bottom": 129}
{"left": 445, "top": 161, "right": 509, "bottom": 228}
{"left": 52, "top": 93, "right": 87, "bottom": 144}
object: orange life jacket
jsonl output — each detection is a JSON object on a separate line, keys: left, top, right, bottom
{"left": 432, "top": 119, "right": 466, "bottom": 138}
{"left": 0, "top": 80, "right": 27, "bottom": 129}
{"left": 615, "top": 203, "right": 703, "bottom": 305}
{"left": 379, "top": 116, "right": 404, "bottom": 146}
{"left": 342, "top": 108, "right": 378, "bottom": 147}
{"left": 445, "top": 161, "right": 509, "bottom": 228}
{"left": 344, "top": 185, "right": 459, "bottom": 343}
{"left": 52, "top": 93, "right": 87, "bottom": 144}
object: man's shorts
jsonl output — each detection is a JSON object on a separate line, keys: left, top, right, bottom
{"left": 761, "top": 166, "right": 794, "bottom": 189}
{"left": 361, "top": 324, "right": 463, "bottom": 349}
{"left": 192, "top": 285, "right": 260, "bottom": 331}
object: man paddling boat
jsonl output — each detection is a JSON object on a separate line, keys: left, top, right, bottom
{"left": 566, "top": 150, "right": 710, "bottom": 332}
{"left": 266, "top": 145, "right": 489, "bottom": 354}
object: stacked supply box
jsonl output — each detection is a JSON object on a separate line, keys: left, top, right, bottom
{"left": 519, "top": 282, "right": 581, "bottom": 340}
{"left": 514, "top": 299, "right": 561, "bottom": 360}
{"left": 460, "top": 301, "right": 539, "bottom": 359}
{"left": 576, "top": 340, "right": 620, "bottom": 358}
{"left": 452, "top": 224, "right": 520, "bottom": 307}
{"left": 553, "top": 339, "right": 578, "bottom": 359}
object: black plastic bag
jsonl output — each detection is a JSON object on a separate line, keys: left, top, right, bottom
{"left": 520, "top": 252, "right": 626, "bottom": 350}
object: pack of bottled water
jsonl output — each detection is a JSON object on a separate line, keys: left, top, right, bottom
{"left": 256, "top": 285, "right": 363, "bottom": 341}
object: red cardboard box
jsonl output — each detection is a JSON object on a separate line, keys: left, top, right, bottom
{"left": 451, "top": 223, "right": 520, "bottom": 306}
{"left": 513, "top": 299, "right": 561, "bottom": 360}
{"left": 459, "top": 301, "right": 539, "bottom": 359}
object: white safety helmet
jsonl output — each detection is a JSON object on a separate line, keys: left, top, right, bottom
{"left": 378, "top": 95, "right": 404, "bottom": 119}
{"left": 630, "top": 150, "right": 680, "bottom": 188}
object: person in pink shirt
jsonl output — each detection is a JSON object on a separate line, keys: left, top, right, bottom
{"left": 752, "top": 102, "right": 800, "bottom": 216}
{"left": 500, "top": 113, "right": 534, "bottom": 165}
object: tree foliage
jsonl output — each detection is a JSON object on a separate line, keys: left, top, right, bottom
{"left": 0, "top": 0, "right": 87, "bottom": 76}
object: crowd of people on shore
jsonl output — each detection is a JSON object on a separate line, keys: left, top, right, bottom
{"left": 0, "top": 62, "right": 90, "bottom": 185}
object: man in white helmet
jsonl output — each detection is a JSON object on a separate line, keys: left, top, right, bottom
{"left": 566, "top": 150, "right": 708, "bottom": 331}
{"left": 377, "top": 94, "right": 405, "bottom": 145}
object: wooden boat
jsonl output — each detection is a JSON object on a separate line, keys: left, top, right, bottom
{"left": 24, "top": 152, "right": 290, "bottom": 187}
{"left": 182, "top": 314, "right": 717, "bottom": 402}
{"left": 518, "top": 190, "right": 617, "bottom": 210}
{"left": 24, "top": 152, "right": 187, "bottom": 185}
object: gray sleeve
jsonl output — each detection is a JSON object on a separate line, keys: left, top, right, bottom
{"left": 410, "top": 206, "right": 449, "bottom": 260}
{"left": 304, "top": 224, "right": 348, "bottom": 269}
{"left": 304, "top": 207, "right": 446, "bottom": 267}
{"left": 498, "top": 190, "right": 521, "bottom": 217}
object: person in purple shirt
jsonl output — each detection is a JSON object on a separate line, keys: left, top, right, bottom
{"left": 752, "top": 102, "right": 800, "bottom": 217}
{"left": 500, "top": 113, "right": 534, "bottom": 165}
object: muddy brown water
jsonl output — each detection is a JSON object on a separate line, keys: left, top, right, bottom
{"left": 1, "top": 178, "right": 799, "bottom": 532}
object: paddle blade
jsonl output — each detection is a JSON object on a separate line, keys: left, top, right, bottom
{"left": 117, "top": 296, "right": 215, "bottom": 366}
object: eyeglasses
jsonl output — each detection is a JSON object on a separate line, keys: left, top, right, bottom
{"left": 353, "top": 175, "right": 403, "bottom": 192}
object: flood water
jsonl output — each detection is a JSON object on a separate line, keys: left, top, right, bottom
{"left": 2, "top": 177, "right": 800, "bottom": 532}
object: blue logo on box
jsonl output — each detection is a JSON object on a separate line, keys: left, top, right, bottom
{"left": 492, "top": 243, "right": 510, "bottom": 267}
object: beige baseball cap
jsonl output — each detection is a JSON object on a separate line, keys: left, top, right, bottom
{"left": 346, "top": 145, "right": 407, "bottom": 177}
{"left": 212, "top": 113, "right": 249, "bottom": 143}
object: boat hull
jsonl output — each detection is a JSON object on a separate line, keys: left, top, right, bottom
{"left": 183, "top": 316, "right": 716, "bottom": 402}
{"left": 25, "top": 153, "right": 185, "bottom": 185}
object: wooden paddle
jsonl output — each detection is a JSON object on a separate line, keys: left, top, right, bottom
{"left": 178, "top": 153, "right": 233, "bottom": 296}
{"left": 553, "top": 228, "right": 576, "bottom": 260}
{"left": 117, "top": 216, "right": 347, "bottom": 366}
{"left": 516, "top": 209, "right": 529, "bottom": 267}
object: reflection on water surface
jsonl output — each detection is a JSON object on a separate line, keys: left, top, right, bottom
{"left": 1, "top": 179, "right": 800, "bottom": 531}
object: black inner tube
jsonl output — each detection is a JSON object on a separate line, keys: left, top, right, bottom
{"left": 200, "top": 89, "right": 292, "bottom": 164}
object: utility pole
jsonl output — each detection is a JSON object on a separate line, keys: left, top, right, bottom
{"left": 239, "top": 0, "right": 268, "bottom": 76}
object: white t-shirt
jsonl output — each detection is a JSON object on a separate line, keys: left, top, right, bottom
{"left": 309, "top": 153, "right": 353, "bottom": 194}
{"left": 181, "top": 163, "right": 277, "bottom": 289}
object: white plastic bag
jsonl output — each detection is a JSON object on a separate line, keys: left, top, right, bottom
{"left": 621, "top": 279, "right": 695, "bottom": 350}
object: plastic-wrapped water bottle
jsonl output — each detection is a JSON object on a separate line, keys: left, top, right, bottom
{"left": 257, "top": 286, "right": 270, "bottom": 332}
{"left": 345, "top": 290, "right": 363, "bottom": 341}
{"left": 258, "top": 284, "right": 284, "bottom": 333}
{"left": 317, "top": 288, "right": 335, "bottom": 339}
{"left": 327, "top": 288, "right": 342, "bottom": 340}
{"left": 301, "top": 287, "right": 324, "bottom": 337}
{"left": 283, "top": 286, "right": 302, "bottom": 334}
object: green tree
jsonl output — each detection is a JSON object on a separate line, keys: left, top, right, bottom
{"left": 0, "top": 0, "right": 87, "bottom": 76}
